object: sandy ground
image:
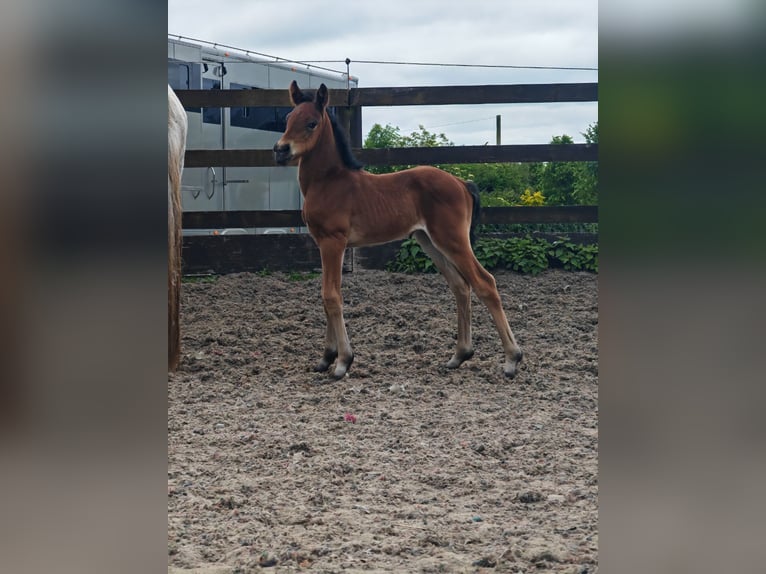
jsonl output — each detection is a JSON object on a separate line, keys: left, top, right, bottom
{"left": 168, "top": 269, "right": 598, "bottom": 573}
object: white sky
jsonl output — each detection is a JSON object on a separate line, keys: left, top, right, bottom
{"left": 168, "top": 0, "right": 598, "bottom": 146}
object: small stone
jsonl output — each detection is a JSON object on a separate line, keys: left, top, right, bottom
{"left": 518, "top": 491, "right": 543, "bottom": 503}
{"left": 259, "top": 554, "right": 278, "bottom": 567}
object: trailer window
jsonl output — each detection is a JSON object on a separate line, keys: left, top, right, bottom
{"left": 167, "top": 61, "right": 202, "bottom": 114}
{"left": 229, "top": 83, "right": 299, "bottom": 133}
{"left": 202, "top": 78, "right": 221, "bottom": 125}
{"left": 168, "top": 62, "right": 189, "bottom": 90}
{"left": 230, "top": 83, "right": 274, "bottom": 130}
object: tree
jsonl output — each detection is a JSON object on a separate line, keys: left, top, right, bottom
{"left": 364, "top": 123, "right": 406, "bottom": 149}
{"left": 539, "top": 134, "right": 579, "bottom": 205}
{"left": 363, "top": 123, "right": 450, "bottom": 173}
{"left": 402, "top": 125, "right": 451, "bottom": 148}
{"left": 445, "top": 163, "right": 534, "bottom": 206}
{"left": 537, "top": 125, "right": 598, "bottom": 206}
{"left": 573, "top": 122, "right": 598, "bottom": 205}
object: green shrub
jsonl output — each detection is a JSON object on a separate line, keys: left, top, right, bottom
{"left": 548, "top": 240, "right": 599, "bottom": 272}
{"left": 499, "top": 236, "right": 551, "bottom": 275}
{"left": 387, "top": 236, "right": 598, "bottom": 274}
{"left": 387, "top": 238, "right": 437, "bottom": 273}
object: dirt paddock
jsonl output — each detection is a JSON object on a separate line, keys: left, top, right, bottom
{"left": 168, "top": 269, "right": 598, "bottom": 573}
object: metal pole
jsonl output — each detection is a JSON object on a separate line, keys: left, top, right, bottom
{"left": 496, "top": 115, "right": 501, "bottom": 146}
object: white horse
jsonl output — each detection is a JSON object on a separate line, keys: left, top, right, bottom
{"left": 168, "top": 85, "right": 188, "bottom": 371}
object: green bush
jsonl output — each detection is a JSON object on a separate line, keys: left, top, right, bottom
{"left": 387, "top": 236, "right": 598, "bottom": 275}
{"left": 472, "top": 237, "right": 550, "bottom": 275}
{"left": 548, "top": 240, "right": 599, "bottom": 273}
{"left": 502, "top": 237, "right": 551, "bottom": 275}
{"left": 388, "top": 238, "right": 437, "bottom": 273}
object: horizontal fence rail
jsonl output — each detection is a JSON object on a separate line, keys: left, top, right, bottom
{"left": 183, "top": 206, "right": 598, "bottom": 229}
{"left": 479, "top": 205, "right": 598, "bottom": 225}
{"left": 184, "top": 143, "right": 597, "bottom": 168}
{"left": 175, "top": 82, "right": 597, "bottom": 108}
{"left": 348, "top": 83, "right": 598, "bottom": 106}
{"left": 183, "top": 210, "right": 304, "bottom": 229}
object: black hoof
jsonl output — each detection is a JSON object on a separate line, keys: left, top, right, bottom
{"left": 446, "top": 348, "right": 475, "bottom": 369}
{"left": 314, "top": 349, "right": 338, "bottom": 372}
{"left": 314, "top": 361, "right": 331, "bottom": 372}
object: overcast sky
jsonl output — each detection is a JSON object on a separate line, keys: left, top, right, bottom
{"left": 168, "top": 0, "right": 598, "bottom": 146}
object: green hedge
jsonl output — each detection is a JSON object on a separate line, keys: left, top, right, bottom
{"left": 387, "top": 236, "right": 598, "bottom": 275}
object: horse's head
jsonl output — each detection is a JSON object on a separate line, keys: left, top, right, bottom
{"left": 273, "top": 81, "right": 329, "bottom": 165}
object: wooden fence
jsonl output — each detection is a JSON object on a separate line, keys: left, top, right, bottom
{"left": 176, "top": 83, "right": 598, "bottom": 274}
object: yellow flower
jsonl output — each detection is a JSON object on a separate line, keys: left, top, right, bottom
{"left": 520, "top": 188, "right": 545, "bottom": 206}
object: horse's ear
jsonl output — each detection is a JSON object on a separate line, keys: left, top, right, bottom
{"left": 315, "top": 83, "right": 329, "bottom": 112}
{"left": 289, "top": 80, "right": 303, "bottom": 107}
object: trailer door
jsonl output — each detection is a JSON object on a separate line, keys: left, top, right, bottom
{"left": 195, "top": 63, "right": 225, "bottom": 217}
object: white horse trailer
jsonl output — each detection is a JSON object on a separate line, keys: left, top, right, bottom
{"left": 168, "top": 36, "right": 358, "bottom": 235}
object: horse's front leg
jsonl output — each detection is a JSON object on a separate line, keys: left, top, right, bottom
{"left": 317, "top": 238, "right": 353, "bottom": 379}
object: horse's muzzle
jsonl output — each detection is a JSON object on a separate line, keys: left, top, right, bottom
{"left": 273, "top": 143, "right": 292, "bottom": 166}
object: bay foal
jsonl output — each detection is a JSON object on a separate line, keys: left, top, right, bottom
{"left": 274, "top": 81, "right": 522, "bottom": 379}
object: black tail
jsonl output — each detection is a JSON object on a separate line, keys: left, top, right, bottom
{"left": 465, "top": 180, "right": 481, "bottom": 246}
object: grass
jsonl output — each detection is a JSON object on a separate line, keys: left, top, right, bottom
{"left": 287, "top": 271, "right": 320, "bottom": 281}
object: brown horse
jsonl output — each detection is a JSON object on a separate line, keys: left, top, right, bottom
{"left": 274, "top": 81, "right": 522, "bottom": 379}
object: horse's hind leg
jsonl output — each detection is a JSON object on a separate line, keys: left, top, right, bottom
{"left": 317, "top": 238, "right": 354, "bottom": 379}
{"left": 413, "top": 230, "right": 474, "bottom": 369}
{"left": 429, "top": 232, "right": 523, "bottom": 378}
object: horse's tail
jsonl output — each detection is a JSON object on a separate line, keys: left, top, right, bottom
{"left": 464, "top": 180, "right": 481, "bottom": 246}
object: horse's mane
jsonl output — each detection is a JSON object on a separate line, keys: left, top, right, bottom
{"left": 328, "top": 112, "right": 364, "bottom": 171}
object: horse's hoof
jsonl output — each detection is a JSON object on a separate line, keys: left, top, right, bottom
{"left": 445, "top": 359, "right": 460, "bottom": 369}
{"left": 503, "top": 350, "right": 523, "bottom": 378}
{"left": 332, "top": 355, "right": 354, "bottom": 379}
{"left": 315, "top": 349, "right": 338, "bottom": 372}
{"left": 446, "top": 348, "right": 474, "bottom": 369}
{"left": 503, "top": 364, "right": 518, "bottom": 378}
{"left": 332, "top": 363, "right": 350, "bottom": 379}
{"left": 314, "top": 360, "right": 331, "bottom": 372}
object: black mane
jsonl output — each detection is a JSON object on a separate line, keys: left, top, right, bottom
{"left": 327, "top": 111, "right": 364, "bottom": 171}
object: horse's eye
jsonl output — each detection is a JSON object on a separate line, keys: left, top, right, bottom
{"left": 307, "top": 120, "right": 318, "bottom": 130}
